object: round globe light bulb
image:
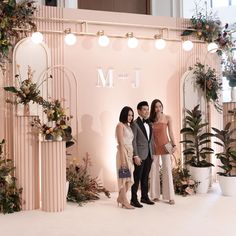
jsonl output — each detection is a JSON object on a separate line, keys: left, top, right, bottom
{"left": 155, "top": 39, "right": 166, "bottom": 50}
{"left": 182, "top": 40, "right": 193, "bottom": 51}
{"left": 207, "top": 42, "right": 218, "bottom": 53}
{"left": 64, "top": 33, "right": 77, "bottom": 46}
{"left": 127, "top": 37, "right": 138, "bottom": 49}
{"left": 31, "top": 32, "right": 43, "bottom": 44}
{"left": 98, "top": 35, "right": 110, "bottom": 47}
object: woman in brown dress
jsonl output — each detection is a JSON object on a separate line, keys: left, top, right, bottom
{"left": 149, "top": 99, "right": 176, "bottom": 205}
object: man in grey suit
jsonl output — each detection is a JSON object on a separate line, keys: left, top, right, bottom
{"left": 130, "top": 101, "right": 154, "bottom": 208}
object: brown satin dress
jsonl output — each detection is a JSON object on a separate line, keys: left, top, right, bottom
{"left": 150, "top": 121, "right": 175, "bottom": 201}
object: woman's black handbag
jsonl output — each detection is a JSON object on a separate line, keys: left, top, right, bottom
{"left": 118, "top": 167, "right": 131, "bottom": 178}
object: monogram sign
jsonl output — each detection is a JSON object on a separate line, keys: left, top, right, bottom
{"left": 96, "top": 68, "right": 141, "bottom": 88}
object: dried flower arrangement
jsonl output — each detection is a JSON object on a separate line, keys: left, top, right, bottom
{"left": 66, "top": 153, "right": 110, "bottom": 205}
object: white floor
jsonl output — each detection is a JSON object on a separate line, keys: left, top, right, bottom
{"left": 1, "top": 183, "right": 235, "bottom": 236}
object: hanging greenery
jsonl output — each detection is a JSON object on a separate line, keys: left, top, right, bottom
{"left": 0, "top": 0, "right": 36, "bottom": 67}
{"left": 66, "top": 153, "right": 110, "bottom": 206}
{"left": 0, "top": 139, "right": 23, "bottom": 214}
{"left": 190, "top": 62, "right": 222, "bottom": 112}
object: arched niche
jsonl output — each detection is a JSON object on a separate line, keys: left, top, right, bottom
{"left": 180, "top": 69, "right": 207, "bottom": 123}
{"left": 13, "top": 37, "right": 50, "bottom": 115}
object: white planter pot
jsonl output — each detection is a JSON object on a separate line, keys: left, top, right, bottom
{"left": 189, "top": 166, "right": 211, "bottom": 194}
{"left": 218, "top": 175, "right": 236, "bottom": 197}
{"left": 231, "top": 87, "right": 236, "bottom": 102}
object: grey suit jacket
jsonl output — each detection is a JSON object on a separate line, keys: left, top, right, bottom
{"left": 131, "top": 117, "right": 154, "bottom": 160}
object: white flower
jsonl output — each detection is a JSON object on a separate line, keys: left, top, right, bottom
{"left": 5, "top": 175, "right": 12, "bottom": 185}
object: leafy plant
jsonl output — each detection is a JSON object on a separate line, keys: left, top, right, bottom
{"left": 172, "top": 159, "right": 198, "bottom": 196}
{"left": 0, "top": 139, "right": 22, "bottom": 214}
{"left": 190, "top": 62, "right": 222, "bottom": 112}
{"left": 0, "top": 0, "right": 36, "bottom": 66}
{"left": 212, "top": 122, "right": 236, "bottom": 176}
{"left": 66, "top": 153, "right": 110, "bottom": 205}
{"left": 180, "top": 105, "right": 214, "bottom": 167}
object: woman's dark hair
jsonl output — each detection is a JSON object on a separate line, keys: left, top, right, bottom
{"left": 119, "top": 106, "right": 134, "bottom": 124}
{"left": 137, "top": 101, "right": 149, "bottom": 110}
{"left": 149, "top": 99, "right": 163, "bottom": 122}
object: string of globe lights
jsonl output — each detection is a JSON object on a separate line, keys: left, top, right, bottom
{"left": 30, "top": 18, "right": 219, "bottom": 53}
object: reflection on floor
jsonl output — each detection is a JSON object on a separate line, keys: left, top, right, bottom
{"left": 1, "top": 183, "right": 235, "bottom": 236}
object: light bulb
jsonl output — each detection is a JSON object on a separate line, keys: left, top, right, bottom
{"left": 64, "top": 33, "right": 76, "bottom": 46}
{"left": 155, "top": 39, "right": 166, "bottom": 50}
{"left": 31, "top": 32, "right": 43, "bottom": 44}
{"left": 127, "top": 37, "right": 138, "bottom": 49}
{"left": 182, "top": 40, "right": 193, "bottom": 51}
{"left": 207, "top": 42, "right": 218, "bottom": 53}
{"left": 98, "top": 35, "right": 110, "bottom": 47}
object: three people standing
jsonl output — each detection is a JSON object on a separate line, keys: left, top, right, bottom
{"left": 116, "top": 99, "right": 176, "bottom": 209}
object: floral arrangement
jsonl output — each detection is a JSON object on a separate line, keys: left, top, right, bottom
{"left": 43, "top": 99, "right": 67, "bottom": 122}
{"left": 31, "top": 99, "right": 73, "bottom": 141}
{"left": 172, "top": 160, "right": 198, "bottom": 196}
{"left": 190, "top": 62, "right": 222, "bottom": 112}
{"left": 66, "top": 153, "right": 110, "bottom": 205}
{"left": 4, "top": 65, "right": 44, "bottom": 105}
{"left": 181, "top": 2, "right": 221, "bottom": 43}
{"left": 0, "top": 139, "right": 22, "bottom": 214}
{"left": 0, "top": 0, "right": 36, "bottom": 66}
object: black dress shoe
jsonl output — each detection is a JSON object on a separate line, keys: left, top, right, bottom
{"left": 140, "top": 198, "right": 155, "bottom": 205}
{"left": 130, "top": 200, "right": 143, "bottom": 208}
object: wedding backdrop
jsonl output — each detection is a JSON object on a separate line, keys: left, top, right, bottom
{"left": 3, "top": 0, "right": 236, "bottom": 219}
{"left": 1, "top": 5, "right": 222, "bottom": 192}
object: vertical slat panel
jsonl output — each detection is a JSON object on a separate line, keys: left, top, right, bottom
{"left": 14, "top": 115, "right": 40, "bottom": 210}
{"left": 41, "top": 141, "right": 66, "bottom": 212}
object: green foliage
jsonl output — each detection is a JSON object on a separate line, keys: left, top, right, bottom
{"left": 212, "top": 122, "right": 236, "bottom": 176}
{"left": 0, "top": 139, "right": 22, "bottom": 214}
{"left": 180, "top": 105, "right": 214, "bottom": 167}
{"left": 0, "top": 0, "right": 36, "bottom": 66}
{"left": 172, "top": 159, "right": 198, "bottom": 196}
{"left": 66, "top": 154, "right": 110, "bottom": 205}
{"left": 191, "top": 62, "right": 222, "bottom": 112}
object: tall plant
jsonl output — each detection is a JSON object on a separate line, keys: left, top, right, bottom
{"left": 0, "top": 139, "right": 22, "bottom": 214}
{"left": 213, "top": 122, "right": 236, "bottom": 176}
{"left": 180, "top": 105, "right": 214, "bottom": 167}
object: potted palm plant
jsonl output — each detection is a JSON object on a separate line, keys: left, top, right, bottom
{"left": 212, "top": 122, "right": 236, "bottom": 196}
{"left": 180, "top": 105, "right": 214, "bottom": 193}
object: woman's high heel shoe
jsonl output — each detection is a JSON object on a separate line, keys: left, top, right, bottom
{"left": 117, "top": 189, "right": 134, "bottom": 209}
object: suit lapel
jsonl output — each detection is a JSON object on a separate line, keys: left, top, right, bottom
{"left": 137, "top": 117, "right": 148, "bottom": 140}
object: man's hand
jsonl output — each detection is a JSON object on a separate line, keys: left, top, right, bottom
{"left": 133, "top": 156, "right": 142, "bottom": 166}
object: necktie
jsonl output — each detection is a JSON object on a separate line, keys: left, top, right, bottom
{"left": 143, "top": 119, "right": 148, "bottom": 124}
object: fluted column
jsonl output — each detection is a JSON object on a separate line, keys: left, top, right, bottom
{"left": 41, "top": 141, "right": 66, "bottom": 212}
{"left": 14, "top": 115, "right": 40, "bottom": 210}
